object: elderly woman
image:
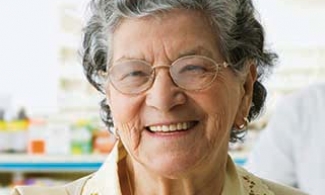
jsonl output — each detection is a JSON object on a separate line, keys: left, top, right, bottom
{"left": 12, "top": 0, "right": 307, "bottom": 195}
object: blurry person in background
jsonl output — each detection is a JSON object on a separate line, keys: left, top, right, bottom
{"left": 12, "top": 0, "right": 307, "bottom": 194}
{"left": 246, "top": 83, "right": 325, "bottom": 195}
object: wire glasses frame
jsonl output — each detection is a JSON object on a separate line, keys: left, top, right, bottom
{"left": 107, "top": 55, "right": 229, "bottom": 95}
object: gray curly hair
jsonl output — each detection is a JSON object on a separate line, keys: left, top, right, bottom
{"left": 81, "top": 0, "right": 277, "bottom": 142}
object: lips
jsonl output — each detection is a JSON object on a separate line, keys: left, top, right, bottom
{"left": 146, "top": 121, "right": 198, "bottom": 132}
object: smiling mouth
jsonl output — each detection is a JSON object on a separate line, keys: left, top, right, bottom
{"left": 145, "top": 121, "right": 198, "bottom": 133}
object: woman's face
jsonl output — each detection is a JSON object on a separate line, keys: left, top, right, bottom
{"left": 107, "top": 10, "right": 253, "bottom": 177}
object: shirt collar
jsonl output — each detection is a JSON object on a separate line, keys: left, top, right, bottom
{"left": 82, "top": 141, "right": 274, "bottom": 195}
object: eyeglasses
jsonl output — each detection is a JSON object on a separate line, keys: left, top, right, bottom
{"left": 107, "top": 55, "right": 229, "bottom": 95}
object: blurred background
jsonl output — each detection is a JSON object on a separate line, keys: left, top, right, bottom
{"left": 0, "top": 0, "right": 324, "bottom": 194}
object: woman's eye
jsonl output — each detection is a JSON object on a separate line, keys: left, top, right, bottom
{"left": 128, "top": 71, "right": 147, "bottom": 77}
{"left": 181, "top": 65, "right": 207, "bottom": 74}
{"left": 121, "top": 70, "right": 149, "bottom": 80}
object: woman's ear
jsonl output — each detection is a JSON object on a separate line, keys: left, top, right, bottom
{"left": 234, "top": 61, "right": 257, "bottom": 128}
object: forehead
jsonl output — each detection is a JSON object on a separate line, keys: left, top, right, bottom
{"left": 112, "top": 9, "right": 223, "bottom": 63}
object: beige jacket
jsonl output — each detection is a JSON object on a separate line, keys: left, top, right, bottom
{"left": 11, "top": 142, "right": 308, "bottom": 195}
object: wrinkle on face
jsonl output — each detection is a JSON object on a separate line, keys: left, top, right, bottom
{"left": 119, "top": 119, "right": 143, "bottom": 152}
{"left": 110, "top": 93, "right": 146, "bottom": 152}
{"left": 107, "top": 9, "right": 247, "bottom": 179}
{"left": 112, "top": 11, "right": 222, "bottom": 66}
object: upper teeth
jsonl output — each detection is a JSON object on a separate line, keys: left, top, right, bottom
{"left": 148, "top": 122, "right": 193, "bottom": 132}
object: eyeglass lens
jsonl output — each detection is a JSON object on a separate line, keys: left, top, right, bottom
{"left": 108, "top": 56, "right": 220, "bottom": 94}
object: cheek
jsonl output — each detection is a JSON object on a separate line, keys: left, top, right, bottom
{"left": 109, "top": 92, "right": 144, "bottom": 125}
{"left": 197, "top": 81, "right": 241, "bottom": 139}
{"left": 108, "top": 91, "right": 145, "bottom": 149}
{"left": 199, "top": 89, "right": 237, "bottom": 121}
{"left": 204, "top": 101, "right": 228, "bottom": 141}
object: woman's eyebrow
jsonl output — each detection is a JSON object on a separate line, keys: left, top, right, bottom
{"left": 114, "top": 47, "right": 215, "bottom": 63}
{"left": 114, "top": 56, "right": 146, "bottom": 63}
{"left": 178, "top": 46, "right": 214, "bottom": 58}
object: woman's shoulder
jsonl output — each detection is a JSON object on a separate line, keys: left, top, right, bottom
{"left": 236, "top": 166, "right": 308, "bottom": 195}
{"left": 10, "top": 174, "right": 92, "bottom": 195}
{"left": 11, "top": 185, "right": 69, "bottom": 195}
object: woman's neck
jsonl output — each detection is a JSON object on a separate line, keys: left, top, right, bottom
{"left": 124, "top": 155, "right": 228, "bottom": 195}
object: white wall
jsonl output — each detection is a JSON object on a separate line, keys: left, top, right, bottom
{"left": 254, "top": 0, "right": 325, "bottom": 115}
{"left": 256, "top": 0, "right": 325, "bottom": 48}
{"left": 259, "top": 0, "right": 325, "bottom": 90}
{"left": 0, "top": 1, "right": 60, "bottom": 116}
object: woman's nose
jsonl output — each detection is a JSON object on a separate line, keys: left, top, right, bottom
{"left": 145, "top": 70, "right": 186, "bottom": 111}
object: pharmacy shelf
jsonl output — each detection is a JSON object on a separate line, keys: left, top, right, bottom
{"left": 0, "top": 154, "right": 107, "bottom": 172}
{"left": 0, "top": 153, "right": 246, "bottom": 173}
